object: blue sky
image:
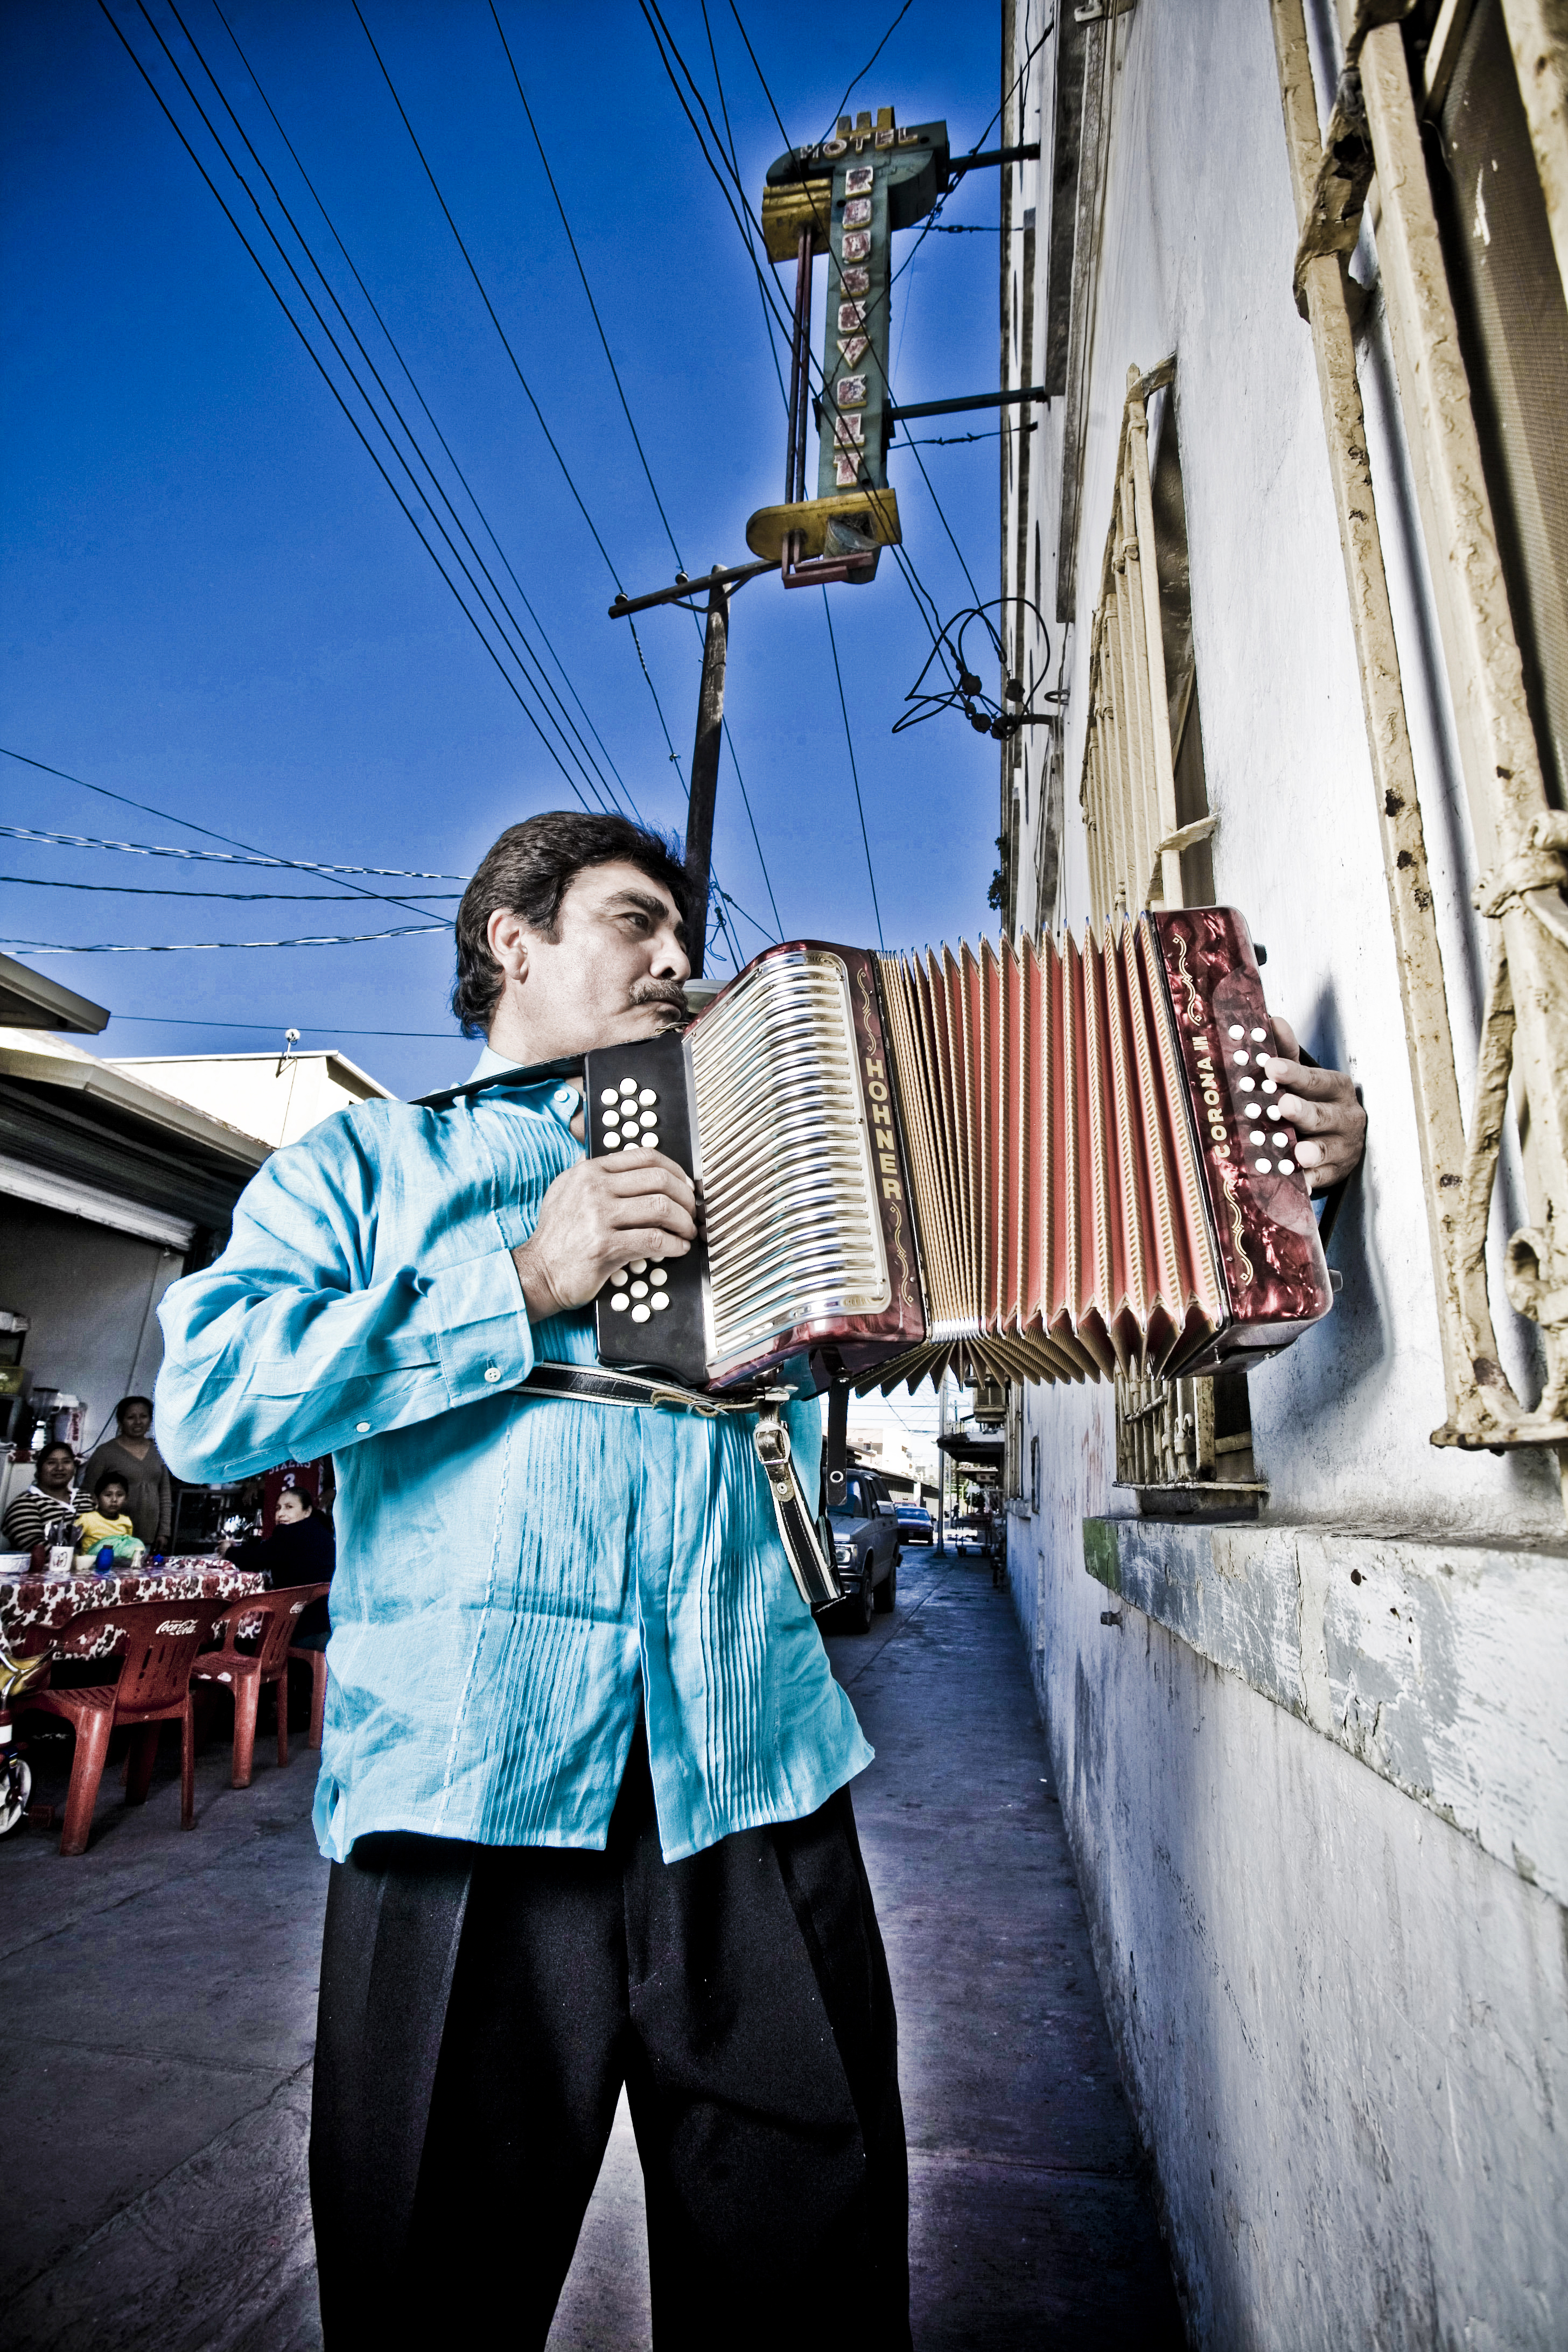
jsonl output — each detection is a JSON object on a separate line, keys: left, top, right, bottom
{"left": 2, "top": 0, "right": 1007, "bottom": 1100}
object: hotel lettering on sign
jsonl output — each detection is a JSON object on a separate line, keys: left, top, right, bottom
{"left": 761, "top": 108, "right": 948, "bottom": 502}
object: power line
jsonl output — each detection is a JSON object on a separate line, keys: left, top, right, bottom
{"left": 725, "top": 2, "right": 793, "bottom": 153}
{"left": 488, "top": 2, "right": 685, "bottom": 577}
{"left": 0, "top": 747, "right": 457, "bottom": 925}
{"left": 98, "top": 3, "right": 607, "bottom": 828}
{"left": 208, "top": 0, "right": 650, "bottom": 826}
{"left": 817, "top": 1, "right": 916, "bottom": 141}
{"left": 0, "top": 873, "right": 462, "bottom": 902}
{"left": 821, "top": 592, "right": 884, "bottom": 950}
{"left": 636, "top": 3, "right": 799, "bottom": 390}
{"left": 0, "top": 814, "right": 466, "bottom": 876}
{"left": 138, "top": 0, "right": 626, "bottom": 822}
{"left": 351, "top": 2, "right": 625, "bottom": 593}
{"left": 5, "top": 924, "right": 447, "bottom": 954}
{"left": 110, "top": 1013, "right": 463, "bottom": 1038}
{"left": 888, "top": 15, "right": 1055, "bottom": 297}
{"left": 351, "top": 0, "right": 696, "bottom": 813}
{"left": 486, "top": 10, "right": 783, "bottom": 943}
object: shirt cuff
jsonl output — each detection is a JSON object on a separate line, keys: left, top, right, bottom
{"left": 422, "top": 1247, "right": 536, "bottom": 1406}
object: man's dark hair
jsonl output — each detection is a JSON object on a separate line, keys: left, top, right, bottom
{"left": 451, "top": 813, "right": 691, "bottom": 1038}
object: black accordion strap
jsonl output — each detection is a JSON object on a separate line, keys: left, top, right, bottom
{"left": 516, "top": 1363, "right": 842, "bottom": 1613}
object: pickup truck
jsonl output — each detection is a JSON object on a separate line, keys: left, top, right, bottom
{"left": 825, "top": 1467, "right": 901, "bottom": 1632}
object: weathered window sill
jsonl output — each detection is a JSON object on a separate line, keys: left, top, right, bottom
{"left": 1082, "top": 1516, "right": 1568, "bottom": 1903}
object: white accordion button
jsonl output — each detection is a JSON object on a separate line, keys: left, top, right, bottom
{"left": 1239, "top": 1075, "right": 1256, "bottom": 1091}
{"left": 631, "top": 1280, "right": 649, "bottom": 1299}
{"left": 632, "top": 1304, "right": 651, "bottom": 1323}
{"left": 602, "top": 1135, "right": 620, "bottom": 1151}
{"left": 1255, "top": 1158, "right": 1272, "bottom": 1174}
{"left": 1278, "top": 1157, "right": 1296, "bottom": 1174}
{"left": 1261, "top": 1078, "right": 1278, "bottom": 1094}
{"left": 651, "top": 1292, "right": 669, "bottom": 1311}
{"left": 599, "top": 1088, "right": 618, "bottom": 1107}
{"left": 1233, "top": 1051, "right": 1249, "bottom": 1066}
{"left": 610, "top": 1291, "right": 630, "bottom": 1312}
{"left": 1251, "top": 1027, "right": 1268, "bottom": 1043}
{"left": 1228, "top": 1024, "right": 1245, "bottom": 1039}
{"left": 649, "top": 1268, "right": 668, "bottom": 1286}
{"left": 639, "top": 1088, "right": 657, "bottom": 1105}
{"left": 630, "top": 1259, "right": 648, "bottom": 1273}
{"left": 1250, "top": 1129, "right": 1266, "bottom": 1145}
{"left": 1273, "top": 1131, "right": 1289, "bottom": 1148}
{"left": 619, "top": 1077, "right": 638, "bottom": 1096}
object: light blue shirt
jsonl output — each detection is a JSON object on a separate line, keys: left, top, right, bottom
{"left": 155, "top": 1050, "right": 871, "bottom": 1864}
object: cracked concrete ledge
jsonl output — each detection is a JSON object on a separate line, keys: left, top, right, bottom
{"left": 5, "top": 2065, "right": 314, "bottom": 2352}
{"left": 1083, "top": 1518, "right": 1568, "bottom": 1903}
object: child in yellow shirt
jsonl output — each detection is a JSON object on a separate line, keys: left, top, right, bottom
{"left": 75, "top": 1472, "right": 145, "bottom": 1567}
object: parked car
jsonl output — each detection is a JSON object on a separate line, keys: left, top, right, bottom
{"left": 895, "top": 1503, "right": 934, "bottom": 1546}
{"left": 825, "top": 1469, "right": 900, "bottom": 1632}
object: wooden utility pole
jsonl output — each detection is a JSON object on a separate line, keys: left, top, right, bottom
{"left": 683, "top": 579, "right": 730, "bottom": 979}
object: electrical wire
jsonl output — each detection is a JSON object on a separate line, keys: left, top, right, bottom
{"left": 821, "top": 592, "right": 884, "bottom": 950}
{"left": 351, "top": 2, "right": 624, "bottom": 593}
{"left": 138, "top": 0, "right": 626, "bottom": 823}
{"left": 636, "top": 3, "right": 799, "bottom": 386}
{"left": 816, "top": 1, "right": 916, "bottom": 141}
{"left": 208, "top": 0, "right": 649, "bottom": 826}
{"left": 488, "top": 1, "right": 685, "bottom": 577}
{"left": 486, "top": 12, "right": 784, "bottom": 943}
{"left": 4, "top": 924, "right": 447, "bottom": 954}
{"left": 351, "top": 0, "right": 699, "bottom": 814}
{"left": 0, "top": 815, "right": 466, "bottom": 877}
{"left": 0, "top": 750, "right": 458, "bottom": 937}
{"left": 0, "top": 873, "right": 462, "bottom": 901}
{"left": 111, "top": 1013, "right": 463, "bottom": 1037}
{"left": 98, "top": 3, "right": 608, "bottom": 828}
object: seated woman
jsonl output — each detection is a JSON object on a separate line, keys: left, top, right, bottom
{"left": 2, "top": 1440, "right": 88, "bottom": 1553}
{"left": 74, "top": 1472, "right": 146, "bottom": 1569}
{"left": 247, "top": 1486, "right": 334, "bottom": 1644}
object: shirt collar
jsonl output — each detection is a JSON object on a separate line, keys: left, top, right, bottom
{"left": 468, "top": 1039, "right": 582, "bottom": 1132}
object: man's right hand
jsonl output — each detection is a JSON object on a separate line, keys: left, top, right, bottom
{"left": 510, "top": 1149, "right": 698, "bottom": 1321}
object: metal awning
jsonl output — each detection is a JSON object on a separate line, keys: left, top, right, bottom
{"left": 937, "top": 1432, "right": 1004, "bottom": 1479}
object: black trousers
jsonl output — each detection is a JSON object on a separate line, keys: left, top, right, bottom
{"left": 310, "top": 1728, "right": 910, "bottom": 2350}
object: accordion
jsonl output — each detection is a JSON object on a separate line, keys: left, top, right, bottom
{"left": 585, "top": 907, "right": 1335, "bottom": 1396}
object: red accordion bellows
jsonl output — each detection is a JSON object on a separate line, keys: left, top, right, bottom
{"left": 866, "top": 907, "right": 1335, "bottom": 1392}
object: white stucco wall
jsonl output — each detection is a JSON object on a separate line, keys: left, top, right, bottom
{"left": 1000, "top": 1, "right": 1568, "bottom": 2340}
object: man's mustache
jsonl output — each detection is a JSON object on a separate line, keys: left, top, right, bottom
{"left": 631, "top": 978, "right": 690, "bottom": 1021}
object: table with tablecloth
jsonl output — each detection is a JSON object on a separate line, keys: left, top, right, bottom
{"left": 0, "top": 1559, "right": 268, "bottom": 1657}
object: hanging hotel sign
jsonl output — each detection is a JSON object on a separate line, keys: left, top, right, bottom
{"left": 747, "top": 107, "right": 948, "bottom": 587}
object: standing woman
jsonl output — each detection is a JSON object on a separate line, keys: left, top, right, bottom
{"left": 82, "top": 1396, "right": 172, "bottom": 1552}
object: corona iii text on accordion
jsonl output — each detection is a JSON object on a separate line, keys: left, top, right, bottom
{"left": 584, "top": 907, "right": 1335, "bottom": 1395}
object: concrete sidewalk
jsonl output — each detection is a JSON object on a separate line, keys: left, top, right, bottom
{"left": 1, "top": 1549, "right": 1182, "bottom": 2349}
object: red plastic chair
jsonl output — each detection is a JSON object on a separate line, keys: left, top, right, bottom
{"left": 286, "top": 1587, "right": 333, "bottom": 1752}
{"left": 191, "top": 1587, "right": 322, "bottom": 1787}
{"left": 20, "top": 1597, "right": 229, "bottom": 1855}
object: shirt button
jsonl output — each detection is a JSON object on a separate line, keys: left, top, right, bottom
{"left": 484, "top": 1368, "right": 502, "bottom": 1383}
{"left": 553, "top": 1087, "right": 575, "bottom": 1108}
{"left": 355, "top": 1422, "right": 371, "bottom": 1433}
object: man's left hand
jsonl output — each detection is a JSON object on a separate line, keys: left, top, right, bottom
{"left": 1261, "top": 1018, "right": 1367, "bottom": 1192}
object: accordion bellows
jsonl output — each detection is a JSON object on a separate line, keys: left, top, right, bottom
{"left": 869, "top": 909, "right": 1331, "bottom": 1393}
{"left": 587, "top": 909, "right": 1335, "bottom": 1395}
